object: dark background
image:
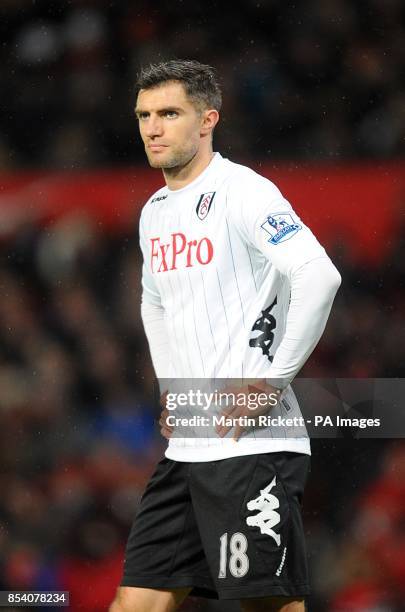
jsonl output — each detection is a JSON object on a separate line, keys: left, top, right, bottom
{"left": 0, "top": 1, "right": 404, "bottom": 610}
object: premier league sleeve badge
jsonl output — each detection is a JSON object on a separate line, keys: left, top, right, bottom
{"left": 261, "top": 212, "right": 302, "bottom": 245}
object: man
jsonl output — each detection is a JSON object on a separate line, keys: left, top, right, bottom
{"left": 110, "top": 60, "right": 341, "bottom": 612}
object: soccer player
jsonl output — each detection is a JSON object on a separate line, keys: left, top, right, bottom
{"left": 110, "top": 60, "right": 341, "bottom": 612}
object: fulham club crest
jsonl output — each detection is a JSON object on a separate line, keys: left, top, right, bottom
{"left": 196, "top": 191, "right": 216, "bottom": 220}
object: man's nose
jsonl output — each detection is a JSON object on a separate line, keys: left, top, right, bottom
{"left": 145, "top": 115, "right": 163, "bottom": 138}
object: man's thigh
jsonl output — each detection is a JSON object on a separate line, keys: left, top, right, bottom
{"left": 241, "top": 596, "right": 305, "bottom": 612}
{"left": 110, "top": 586, "right": 191, "bottom": 612}
{"left": 189, "top": 452, "right": 311, "bottom": 601}
{"left": 121, "top": 458, "right": 216, "bottom": 597}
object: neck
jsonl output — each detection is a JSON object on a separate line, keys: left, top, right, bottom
{"left": 163, "top": 147, "right": 214, "bottom": 191}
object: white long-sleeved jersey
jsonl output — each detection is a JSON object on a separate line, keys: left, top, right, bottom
{"left": 140, "top": 153, "right": 341, "bottom": 461}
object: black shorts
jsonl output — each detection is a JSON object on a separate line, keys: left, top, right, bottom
{"left": 122, "top": 451, "right": 310, "bottom": 601}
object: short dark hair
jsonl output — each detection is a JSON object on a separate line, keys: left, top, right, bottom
{"left": 136, "top": 59, "right": 222, "bottom": 112}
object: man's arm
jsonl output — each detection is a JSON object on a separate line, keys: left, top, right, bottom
{"left": 217, "top": 257, "right": 340, "bottom": 440}
{"left": 141, "top": 298, "right": 171, "bottom": 380}
{"left": 217, "top": 176, "right": 341, "bottom": 440}
{"left": 139, "top": 213, "right": 172, "bottom": 381}
{"left": 267, "top": 256, "right": 341, "bottom": 387}
{"left": 230, "top": 171, "right": 342, "bottom": 385}
{"left": 139, "top": 211, "right": 176, "bottom": 438}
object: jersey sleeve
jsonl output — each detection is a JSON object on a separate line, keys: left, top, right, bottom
{"left": 139, "top": 210, "right": 162, "bottom": 307}
{"left": 266, "top": 257, "right": 341, "bottom": 386}
{"left": 229, "top": 168, "right": 341, "bottom": 387}
{"left": 139, "top": 209, "right": 172, "bottom": 382}
{"left": 229, "top": 171, "right": 327, "bottom": 278}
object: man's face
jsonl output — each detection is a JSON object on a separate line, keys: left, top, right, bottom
{"left": 135, "top": 81, "right": 204, "bottom": 169}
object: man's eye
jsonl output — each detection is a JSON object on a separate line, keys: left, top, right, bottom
{"left": 138, "top": 113, "right": 149, "bottom": 120}
{"left": 165, "top": 111, "right": 178, "bottom": 118}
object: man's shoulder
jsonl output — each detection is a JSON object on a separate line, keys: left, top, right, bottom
{"left": 146, "top": 185, "right": 168, "bottom": 206}
{"left": 140, "top": 185, "right": 168, "bottom": 218}
{"left": 223, "top": 158, "right": 283, "bottom": 200}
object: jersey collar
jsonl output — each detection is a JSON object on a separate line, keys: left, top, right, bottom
{"left": 166, "top": 152, "right": 223, "bottom": 195}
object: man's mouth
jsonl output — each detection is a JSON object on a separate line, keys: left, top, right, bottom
{"left": 148, "top": 144, "right": 168, "bottom": 152}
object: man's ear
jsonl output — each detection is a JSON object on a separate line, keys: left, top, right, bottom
{"left": 200, "top": 109, "right": 219, "bottom": 136}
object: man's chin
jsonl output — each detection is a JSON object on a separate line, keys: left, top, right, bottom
{"left": 147, "top": 159, "right": 164, "bottom": 168}
{"left": 148, "top": 160, "right": 171, "bottom": 169}
{"left": 147, "top": 156, "right": 178, "bottom": 170}
{"left": 146, "top": 152, "right": 168, "bottom": 168}
{"left": 145, "top": 148, "right": 195, "bottom": 170}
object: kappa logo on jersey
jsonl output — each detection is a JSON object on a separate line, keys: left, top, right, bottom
{"left": 261, "top": 212, "right": 302, "bottom": 244}
{"left": 246, "top": 476, "right": 281, "bottom": 546}
{"left": 196, "top": 191, "right": 216, "bottom": 220}
{"left": 150, "top": 233, "right": 214, "bottom": 273}
{"left": 249, "top": 296, "right": 277, "bottom": 361}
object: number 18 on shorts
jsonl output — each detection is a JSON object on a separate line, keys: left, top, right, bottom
{"left": 122, "top": 452, "right": 310, "bottom": 600}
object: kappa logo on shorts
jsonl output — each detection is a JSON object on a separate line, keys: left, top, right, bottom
{"left": 261, "top": 212, "right": 302, "bottom": 245}
{"left": 196, "top": 191, "right": 216, "bottom": 220}
{"left": 246, "top": 476, "right": 281, "bottom": 546}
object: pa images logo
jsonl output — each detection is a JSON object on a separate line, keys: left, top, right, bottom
{"left": 261, "top": 212, "right": 302, "bottom": 245}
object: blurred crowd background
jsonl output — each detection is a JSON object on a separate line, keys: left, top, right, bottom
{"left": 1, "top": 0, "right": 405, "bottom": 169}
{"left": 1, "top": 0, "right": 405, "bottom": 611}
